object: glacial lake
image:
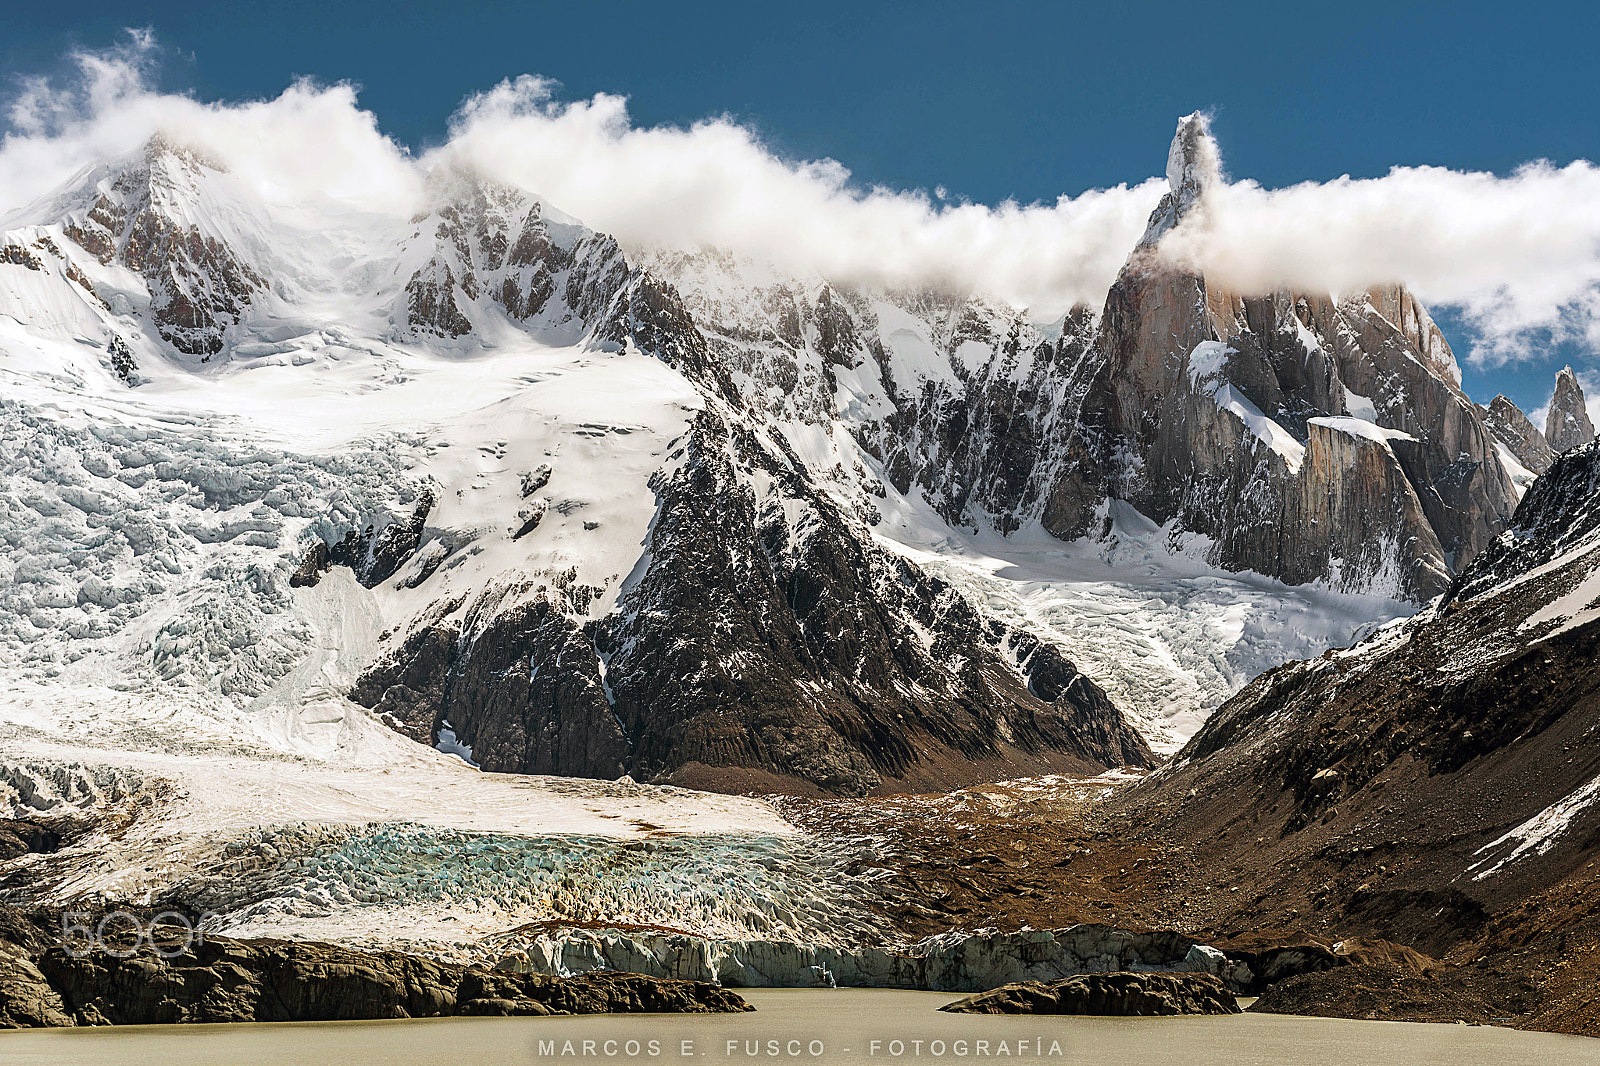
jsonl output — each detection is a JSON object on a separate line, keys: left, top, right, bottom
{"left": 3, "top": 988, "right": 1598, "bottom": 1066}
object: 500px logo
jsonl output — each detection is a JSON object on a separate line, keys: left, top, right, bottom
{"left": 58, "top": 911, "right": 218, "bottom": 959}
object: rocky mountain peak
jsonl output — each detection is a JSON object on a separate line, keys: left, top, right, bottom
{"left": 1448, "top": 436, "right": 1600, "bottom": 604}
{"left": 1545, "top": 365, "right": 1596, "bottom": 453}
{"left": 141, "top": 132, "right": 227, "bottom": 177}
{"left": 1484, "top": 394, "right": 1554, "bottom": 476}
{"left": 43, "top": 134, "right": 266, "bottom": 359}
{"left": 1166, "top": 112, "right": 1221, "bottom": 202}
{"left": 1141, "top": 112, "right": 1221, "bottom": 246}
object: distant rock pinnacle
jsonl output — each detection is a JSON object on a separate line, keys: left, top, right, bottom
{"left": 1545, "top": 365, "right": 1596, "bottom": 453}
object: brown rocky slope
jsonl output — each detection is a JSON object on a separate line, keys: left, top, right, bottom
{"left": 1091, "top": 438, "right": 1600, "bottom": 1035}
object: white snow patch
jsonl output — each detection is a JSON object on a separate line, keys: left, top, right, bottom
{"left": 1521, "top": 559, "right": 1600, "bottom": 639}
{"left": 1469, "top": 772, "right": 1600, "bottom": 879}
{"left": 1188, "top": 341, "right": 1306, "bottom": 473}
{"left": 1341, "top": 386, "right": 1379, "bottom": 423}
{"left": 869, "top": 490, "right": 1411, "bottom": 754}
{"left": 434, "top": 720, "right": 478, "bottom": 768}
{"left": 1308, "top": 415, "right": 1417, "bottom": 447}
{"left": 1492, "top": 440, "right": 1539, "bottom": 496}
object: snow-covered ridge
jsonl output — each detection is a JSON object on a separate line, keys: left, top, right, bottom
{"left": 0, "top": 116, "right": 1562, "bottom": 956}
{"left": 0, "top": 128, "right": 1475, "bottom": 777}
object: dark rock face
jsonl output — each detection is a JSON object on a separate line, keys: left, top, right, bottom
{"left": 292, "top": 490, "right": 435, "bottom": 591}
{"left": 0, "top": 819, "right": 62, "bottom": 861}
{"left": 398, "top": 172, "right": 736, "bottom": 399}
{"left": 287, "top": 540, "right": 329, "bottom": 588}
{"left": 654, "top": 252, "right": 1115, "bottom": 544}
{"left": 1545, "top": 366, "right": 1595, "bottom": 454}
{"left": 13, "top": 933, "right": 749, "bottom": 1027}
{"left": 1208, "top": 931, "right": 1342, "bottom": 994}
{"left": 1205, "top": 931, "right": 1436, "bottom": 995}
{"left": 1484, "top": 394, "right": 1554, "bottom": 475}
{"left": 0, "top": 907, "right": 71, "bottom": 1029}
{"left": 354, "top": 406, "right": 1151, "bottom": 795}
{"left": 0, "top": 946, "right": 72, "bottom": 1029}
{"left": 355, "top": 587, "right": 628, "bottom": 778}
{"left": 1447, "top": 439, "right": 1600, "bottom": 602}
{"left": 939, "top": 971, "right": 1239, "bottom": 1016}
{"left": 106, "top": 334, "right": 138, "bottom": 385}
{"left": 600, "top": 409, "right": 1149, "bottom": 794}
{"left": 402, "top": 175, "right": 629, "bottom": 341}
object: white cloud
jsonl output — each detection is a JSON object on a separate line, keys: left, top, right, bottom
{"left": 2, "top": 33, "right": 1599, "bottom": 357}
{"left": 432, "top": 75, "right": 1162, "bottom": 315}
{"left": 1159, "top": 153, "right": 1600, "bottom": 367}
{"left": 0, "top": 30, "right": 420, "bottom": 222}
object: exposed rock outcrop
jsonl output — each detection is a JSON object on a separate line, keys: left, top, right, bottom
{"left": 1249, "top": 964, "right": 1499, "bottom": 1025}
{"left": 12, "top": 932, "right": 750, "bottom": 1027}
{"left": 1545, "top": 365, "right": 1595, "bottom": 453}
{"left": 354, "top": 585, "right": 629, "bottom": 778}
{"left": 939, "top": 971, "right": 1239, "bottom": 1016}
{"left": 1483, "top": 394, "right": 1554, "bottom": 475}
{"left": 398, "top": 169, "right": 734, "bottom": 398}
{"left": 490, "top": 924, "right": 1229, "bottom": 993}
{"left": 0, "top": 908, "right": 71, "bottom": 1029}
{"left": 291, "top": 490, "right": 436, "bottom": 591}
{"left": 0, "top": 944, "right": 73, "bottom": 1029}
{"left": 1205, "top": 931, "right": 1341, "bottom": 994}
{"left": 0, "top": 819, "right": 63, "bottom": 861}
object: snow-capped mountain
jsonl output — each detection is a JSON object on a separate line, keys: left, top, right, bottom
{"left": 645, "top": 115, "right": 1528, "bottom": 604}
{"left": 0, "top": 113, "right": 1553, "bottom": 795}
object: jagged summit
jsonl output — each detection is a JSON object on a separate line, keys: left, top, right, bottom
{"left": 10, "top": 134, "right": 268, "bottom": 359}
{"left": 1068, "top": 115, "right": 1520, "bottom": 601}
{"left": 1141, "top": 111, "right": 1221, "bottom": 246}
{"left": 1546, "top": 364, "right": 1596, "bottom": 453}
{"left": 1166, "top": 111, "right": 1221, "bottom": 202}
{"left": 1483, "top": 393, "right": 1554, "bottom": 478}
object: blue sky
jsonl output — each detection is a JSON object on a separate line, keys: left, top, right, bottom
{"left": 4, "top": 0, "right": 1598, "bottom": 415}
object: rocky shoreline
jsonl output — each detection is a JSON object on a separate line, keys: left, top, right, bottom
{"left": 0, "top": 910, "right": 750, "bottom": 1029}
{"left": 1, "top": 904, "right": 1459, "bottom": 1030}
{"left": 487, "top": 923, "right": 1232, "bottom": 992}
{"left": 940, "top": 972, "right": 1240, "bottom": 1016}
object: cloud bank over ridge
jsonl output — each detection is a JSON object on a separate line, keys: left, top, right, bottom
{"left": 3, "top": 31, "right": 1599, "bottom": 366}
